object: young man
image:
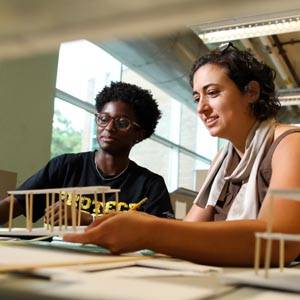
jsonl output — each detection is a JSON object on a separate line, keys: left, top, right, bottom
{"left": 0, "top": 82, "right": 174, "bottom": 225}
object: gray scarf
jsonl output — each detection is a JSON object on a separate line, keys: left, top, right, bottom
{"left": 194, "top": 119, "right": 276, "bottom": 220}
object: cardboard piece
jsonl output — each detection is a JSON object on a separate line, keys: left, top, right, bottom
{"left": 0, "top": 169, "right": 17, "bottom": 199}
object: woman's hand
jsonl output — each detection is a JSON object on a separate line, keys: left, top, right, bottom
{"left": 44, "top": 202, "right": 93, "bottom": 226}
{"left": 63, "top": 211, "right": 157, "bottom": 253}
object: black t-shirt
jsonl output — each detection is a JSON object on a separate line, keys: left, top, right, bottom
{"left": 16, "top": 151, "right": 174, "bottom": 222}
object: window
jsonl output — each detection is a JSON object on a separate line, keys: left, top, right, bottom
{"left": 130, "top": 139, "right": 171, "bottom": 185}
{"left": 51, "top": 98, "right": 94, "bottom": 157}
{"left": 178, "top": 153, "right": 196, "bottom": 190}
{"left": 56, "top": 40, "right": 121, "bottom": 104}
{"left": 121, "top": 68, "right": 176, "bottom": 142}
{"left": 53, "top": 40, "right": 122, "bottom": 156}
{"left": 180, "top": 104, "right": 197, "bottom": 151}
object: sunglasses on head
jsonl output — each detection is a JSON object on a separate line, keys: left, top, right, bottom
{"left": 217, "top": 42, "right": 239, "bottom": 53}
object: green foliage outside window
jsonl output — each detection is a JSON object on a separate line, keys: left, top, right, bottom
{"left": 51, "top": 109, "right": 82, "bottom": 158}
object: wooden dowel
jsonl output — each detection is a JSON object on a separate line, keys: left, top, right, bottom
{"left": 264, "top": 195, "right": 274, "bottom": 278}
{"left": 254, "top": 236, "right": 261, "bottom": 274}
{"left": 25, "top": 193, "right": 29, "bottom": 230}
{"left": 264, "top": 238, "right": 272, "bottom": 278}
{"left": 64, "top": 194, "right": 68, "bottom": 229}
{"left": 279, "top": 238, "right": 285, "bottom": 272}
{"left": 94, "top": 192, "right": 98, "bottom": 218}
{"left": 0, "top": 255, "right": 150, "bottom": 273}
{"left": 77, "top": 194, "right": 82, "bottom": 227}
{"left": 46, "top": 193, "right": 50, "bottom": 230}
{"left": 71, "top": 192, "right": 76, "bottom": 231}
{"left": 51, "top": 193, "right": 55, "bottom": 233}
{"left": 115, "top": 192, "right": 119, "bottom": 212}
{"left": 8, "top": 194, "right": 14, "bottom": 232}
{"left": 102, "top": 192, "right": 106, "bottom": 214}
{"left": 29, "top": 193, "right": 33, "bottom": 232}
{"left": 59, "top": 192, "right": 62, "bottom": 231}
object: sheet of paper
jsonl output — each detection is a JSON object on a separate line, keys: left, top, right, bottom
{"left": 222, "top": 269, "right": 300, "bottom": 293}
{"left": 250, "top": 291, "right": 300, "bottom": 300}
{"left": 110, "top": 266, "right": 210, "bottom": 277}
{"left": 49, "top": 271, "right": 215, "bottom": 300}
{"left": 136, "top": 257, "right": 222, "bottom": 273}
{"left": 0, "top": 242, "right": 146, "bottom": 272}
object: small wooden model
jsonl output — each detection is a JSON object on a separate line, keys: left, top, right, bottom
{"left": 254, "top": 188, "right": 300, "bottom": 278}
{"left": 5, "top": 186, "right": 120, "bottom": 235}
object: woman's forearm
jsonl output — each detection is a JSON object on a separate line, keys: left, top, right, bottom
{"left": 63, "top": 211, "right": 300, "bottom": 266}
{"left": 146, "top": 218, "right": 299, "bottom": 266}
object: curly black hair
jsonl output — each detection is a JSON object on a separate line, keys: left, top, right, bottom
{"left": 95, "top": 81, "right": 161, "bottom": 139}
{"left": 190, "top": 44, "right": 281, "bottom": 121}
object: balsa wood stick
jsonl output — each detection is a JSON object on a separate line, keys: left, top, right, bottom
{"left": 94, "top": 192, "right": 98, "bottom": 218}
{"left": 51, "top": 193, "right": 55, "bottom": 233}
{"left": 115, "top": 192, "right": 119, "bottom": 212}
{"left": 46, "top": 193, "right": 50, "bottom": 230}
{"left": 264, "top": 195, "right": 274, "bottom": 278}
{"left": 254, "top": 235, "right": 261, "bottom": 274}
{"left": 279, "top": 238, "right": 285, "bottom": 272}
{"left": 8, "top": 194, "right": 14, "bottom": 232}
{"left": 77, "top": 193, "right": 82, "bottom": 226}
{"left": 59, "top": 192, "right": 62, "bottom": 231}
{"left": 71, "top": 192, "right": 76, "bottom": 231}
{"left": 102, "top": 192, "right": 106, "bottom": 214}
{"left": 29, "top": 193, "right": 33, "bottom": 232}
{"left": 264, "top": 238, "right": 272, "bottom": 278}
{"left": 0, "top": 255, "right": 151, "bottom": 273}
{"left": 25, "top": 193, "right": 29, "bottom": 230}
{"left": 64, "top": 194, "right": 68, "bottom": 229}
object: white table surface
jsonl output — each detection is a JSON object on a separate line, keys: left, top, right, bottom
{"left": 0, "top": 263, "right": 299, "bottom": 300}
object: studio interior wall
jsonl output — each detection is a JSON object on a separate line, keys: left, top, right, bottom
{"left": 0, "top": 51, "right": 59, "bottom": 186}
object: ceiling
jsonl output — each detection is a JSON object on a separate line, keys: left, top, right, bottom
{"left": 1, "top": 0, "right": 300, "bottom": 60}
{"left": 1, "top": 0, "right": 300, "bottom": 122}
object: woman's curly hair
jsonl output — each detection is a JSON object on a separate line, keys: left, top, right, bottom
{"left": 190, "top": 45, "right": 281, "bottom": 121}
{"left": 95, "top": 81, "right": 161, "bottom": 139}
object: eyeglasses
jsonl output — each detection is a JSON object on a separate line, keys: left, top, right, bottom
{"left": 218, "top": 42, "right": 239, "bottom": 53}
{"left": 95, "top": 113, "right": 141, "bottom": 131}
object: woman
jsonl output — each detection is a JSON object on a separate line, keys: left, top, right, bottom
{"left": 0, "top": 82, "right": 174, "bottom": 225}
{"left": 64, "top": 44, "right": 300, "bottom": 266}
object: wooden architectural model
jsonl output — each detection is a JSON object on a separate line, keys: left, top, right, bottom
{"left": 254, "top": 188, "right": 300, "bottom": 278}
{"left": 5, "top": 186, "right": 120, "bottom": 235}
{"left": 221, "top": 189, "right": 300, "bottom": 293}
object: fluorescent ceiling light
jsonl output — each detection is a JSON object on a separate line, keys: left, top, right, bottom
{"left": 279, "top": 95, "right": 300, "bottom": 106}
{"left": 277, "top": 88, "right": 300, "bottom": 106}
{"left": 279, "top": 94, "right": 300, "bottom": 106}
{"left": 198, "top": 17, "right": 300, "bottom": 43}
{"left": 279, "top": 99, "right": 300, "bottom": 106}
